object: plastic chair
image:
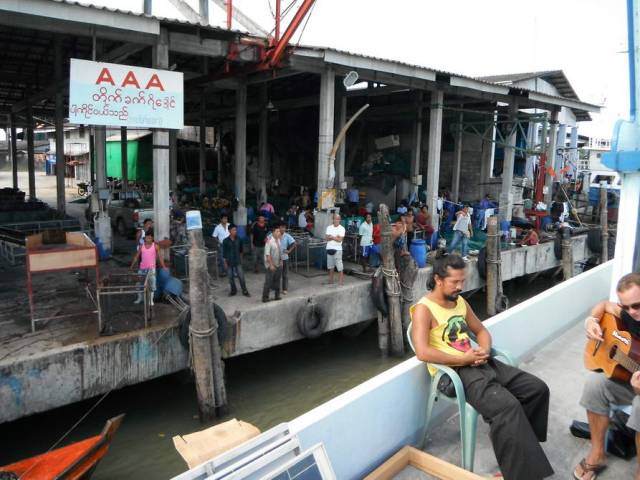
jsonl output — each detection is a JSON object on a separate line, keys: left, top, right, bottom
{"left": 406, "top": 321, "right": 515, "bottom": 472}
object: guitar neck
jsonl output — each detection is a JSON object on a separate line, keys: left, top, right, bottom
{"left": 613, "top": 349, "right": 640, "bottom": 374}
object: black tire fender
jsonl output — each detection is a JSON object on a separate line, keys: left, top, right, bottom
{"left": 177, "top": 303, "right": 229, "bottom": 349}
{"left": 554, "top": 231, "right": 562, "bottom": 260}
{"left": 296, "top": 302, "right": 327, "bottom": 339}
{"left": 587, "top": 228, "right": 603, "bottom": 254}
{"left": 371, "top": 267, "right": 388, "bottom": 316}
{"left": 477, "top": 247, "right": 487, "bottom": 280}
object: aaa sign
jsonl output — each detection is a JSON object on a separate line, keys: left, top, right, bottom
{"left": 68, "top": 59, "right": 184, "bottom": 129}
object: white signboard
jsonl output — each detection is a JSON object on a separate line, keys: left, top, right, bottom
{"left": 68, "top": 59, "right": 184, "bottom": 129}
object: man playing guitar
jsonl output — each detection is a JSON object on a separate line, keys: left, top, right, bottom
{"left": 575, "top": 272, "right": 640, "bottom": 480}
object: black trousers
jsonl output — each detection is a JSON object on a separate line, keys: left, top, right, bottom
{"left": 281, "top": 260, "right": 289, "bottom": 291}
{"left": 456, "top": 359, "right": 553, "bottom": 480}
{"left": 262, "top": 266, "right": 282, "bottom": 299}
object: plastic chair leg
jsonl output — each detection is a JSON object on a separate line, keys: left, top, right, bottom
{"left": 422, "top": 381, "right": 441, "bottom": 448}
{"left": 462, "top": 405, "right": 479, "bottom": 471}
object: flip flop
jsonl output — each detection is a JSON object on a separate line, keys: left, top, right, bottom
{"left": 573, "top": 458, "right": 607, "bottom": 480}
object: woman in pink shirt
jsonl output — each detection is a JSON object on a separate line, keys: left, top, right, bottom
{"left": 130, "top": 230, "right": 166, "bottom": 305}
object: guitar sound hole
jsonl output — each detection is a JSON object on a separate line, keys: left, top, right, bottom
{"left": 609, "top": 345, "right": 618, "bottom": 359}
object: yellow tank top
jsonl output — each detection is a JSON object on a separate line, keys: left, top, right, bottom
{"left": 410, "top": 295, "right": 472, "bottom": 375}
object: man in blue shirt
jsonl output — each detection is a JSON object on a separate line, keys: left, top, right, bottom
{"left": 279, "top": 223, "right": 297, "bottom": 295}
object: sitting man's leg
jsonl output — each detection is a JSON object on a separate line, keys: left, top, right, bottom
{"left": 575, "top": 371, "right": 635, "bottom": 479}
{"left": 458, "top": 360, "right": 553, "bottom": 480}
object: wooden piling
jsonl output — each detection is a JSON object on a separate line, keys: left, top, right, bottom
{"left": 378, "top": 204, "right": 404, "bottom": 356}
{"left": 486, "top": 216, "right": 499, "bottom": 317}
{"left": 599, "top": 181, "right": 609, "bottom": 263}
{"left": 377, "top": 311, "right": 389, "bottom": 357}
{"left": 187, "top": 227, "right": 227, "bottom": 421}
{"left": 561, "top": 226, "right": 574, "bottom": 280}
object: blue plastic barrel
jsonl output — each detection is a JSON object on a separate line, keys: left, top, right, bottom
{"left": 410, "top": 239, "right": 427, "bottom": 268}
{"left": 540, "top": 216, "right": 553, "bottom": 231}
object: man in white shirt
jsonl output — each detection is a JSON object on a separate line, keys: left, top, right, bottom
{"left": 325, "top": 213, "right": 346, "bottom": 285}
{"left": 298, "top": 209, "right": 308, "bottom": 229}
{"left": 447, "top": 204, "right": 472, "bottom": 260}
{"left": 212, "top": 214, "right": 230, "bottom": 274}
{"left": 358, "top": 213, "right": 373, "bottom": 273}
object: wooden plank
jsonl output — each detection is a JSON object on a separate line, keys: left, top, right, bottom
{"left": 365, "top": 446, "right": 485, "bottom": 480}
{"left": 28, "top": 248, "right": 96, "bottom": 272}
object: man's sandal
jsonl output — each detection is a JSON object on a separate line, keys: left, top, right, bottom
{"left": 573, "top": 458, "right": 607, "bottom": 480}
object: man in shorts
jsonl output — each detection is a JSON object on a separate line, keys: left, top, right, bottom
{"left": 325, "top": 213, "right": 345, "bottom": 285}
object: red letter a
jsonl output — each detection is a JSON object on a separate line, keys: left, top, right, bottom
{"left": 121, "top": 71, "right": 141, "bottom": 89}
{"left": 95, "top": 68, "right": 115, "bottom": 86}
{"left": 145, "top": 74, "right": 165, "bottom": 91}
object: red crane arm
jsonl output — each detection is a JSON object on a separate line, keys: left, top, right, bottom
{"left": 265, "top": 0, "right": 316, "bottom": 68}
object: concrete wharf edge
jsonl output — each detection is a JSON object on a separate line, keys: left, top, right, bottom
{"left": 0, "top": 235, "right": 589, "bottom": 423}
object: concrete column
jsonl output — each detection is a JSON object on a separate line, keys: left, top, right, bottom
{"left": 544, "top": 110, "right": 559, "bottom": 205}
{"left": 153, "top": 28, "right": 171, "bottom": 244}
{"left": 451, "top": 112, "right": 463, "bottom": 203}
{"left": 120, "top": 127, "right": 128, "bottom": 190}
{"left": 336, "top": 91, "right": 347, "bottom": 188}
{"left": 26, "top": 105, "right": 35, "bottom": 200}
{"left": 569, "top": 126, "right": 578, "bottom": 176}
{"left": 499, "top": 103, "right": 518, "bottom": 222}
{"left": 425, "top": 90, "right": 443, "bottom": 230}
{"left": 199, "top": 95, "right": 207, "bottom": 195}
{"left": 55, "top": 38, "right": 65, "bottom": 213}
{"left": 89, "top": 128, "right": 95, "bottom": 184}
{"left": 317, "top": 67, "right": 335, "bottom": 196}
{"left": 95, "top": 126, "right": 107, "bottom": 189}
{"left": 258, "top": 84, "right": 269, "bottom": 204}
{"left": 556, "top": 123, "right": 567, "bottom": 172}
{"left": 10, "top": 114, "right": 17, "bottom": 189}
{"left": 169, "top": 130, "right": 178, "bottom": 191}
{"left": 410, "top": 91, "right": 424, "bottom": 201}
{"left": 217, "top": 124, "right": 223, "bottom": 186}
{"left": 234, "top": 83, "right": 248, "bottom": 226}
{"left": 479, "top": 111, "right": 497, "bottom": 199}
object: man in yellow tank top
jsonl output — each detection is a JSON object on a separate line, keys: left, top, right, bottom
{"left": 411, "top": 251, "right": 553, "bottom": 480}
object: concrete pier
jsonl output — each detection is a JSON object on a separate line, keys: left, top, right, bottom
{"left": 0, "top": 235, "right": 591, "bottom": 423}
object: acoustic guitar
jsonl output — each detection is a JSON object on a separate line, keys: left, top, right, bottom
{"left": 584, "top": 313, "right": 640, "bottom": 382}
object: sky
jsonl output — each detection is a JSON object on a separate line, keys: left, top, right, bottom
{"left": 4, "top": 0, "right": 630, "bottom": 139}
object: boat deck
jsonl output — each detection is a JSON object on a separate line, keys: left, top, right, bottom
{"left": 422, "top": 322, "right": 631, "bottom": 479}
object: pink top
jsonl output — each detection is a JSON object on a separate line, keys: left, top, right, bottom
{"left": 139, "top": 243, "right": 157, "bottom": 270}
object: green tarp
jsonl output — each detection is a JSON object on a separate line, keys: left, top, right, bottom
{"left": 105, "top": 139, "right": 152, "bottom": 182}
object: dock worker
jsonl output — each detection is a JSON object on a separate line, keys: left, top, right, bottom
{"left": 130, "top": 230, "right": 167, "bottom": 306}
{"left": 222, "top": 224, "right": 250, "bottom": 298}
{"left": 262, "top": 224, "right": 283, "bottom": 303}
{"left": 447, "top": 203, "right": 472, "bottom": 261}
{"left": 251, "top": 215, "right": 269, "bottom": 273}
{"left": 325, "top": 213, "right": 345, "bottom": 286}
{"left": 575, "top": 272, "right": 640, "bottom": 480}
{"left": 358, "top": 213, "right": 373, "bottom": 273}
{"left": 212, "top": 214, "right": 230, "bottom": 275}
{"left": 279, "top": 223, "right": 296, "bottom": 295}
{"left": 411, "top": 251, "right": 553, "bottom": 480}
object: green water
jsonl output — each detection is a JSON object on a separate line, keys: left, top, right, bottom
{"left": 0, "top": 275, "right": 557, "bottom": 479}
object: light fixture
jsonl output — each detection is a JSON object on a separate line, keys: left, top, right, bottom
{"left": 266, "top": 100, "right": 277, "bottom": 111}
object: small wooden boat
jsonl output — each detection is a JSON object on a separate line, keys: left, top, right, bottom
{"left": 0, "top": 414, "right": 124, "bottom": 480}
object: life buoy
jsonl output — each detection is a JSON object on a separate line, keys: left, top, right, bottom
{"left": 177, "top": 303, "right": 229, "bottom": 349}
{"left": 371, "top": 267, "right": 388, "bottom": 316}
{"left": 296, "top": 302, "right": 327, "bottom": 339}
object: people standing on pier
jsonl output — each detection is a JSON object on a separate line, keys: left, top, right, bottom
{"left": 325, "top": 214, "right": 345, "bottom": 285}
{"left": 279, "top": 223, "right": 296, "bottom": 295}
{"left": 411, "top": 251, "right": 553, "bottom": 480}
{"left": 447, "top": 204, "right": 472, "bottom": 260}
{"left": 262, "top": 226, "right": 283, "bottom": 303}
{"left": 358, "top": 213, "right": 373, "bottom": 273}
{"left": 212, "top": 214, "right": 230, "bottom": 276}
{"left": 222, "top": 224, "right": 250, "bottom": 297}
{"left": 130, "top": 230, "right": 166, "bottom": 306}
{"left": 251, "top": 215, "right": 268, "bottom": 273}
{"left": 575, "top": 272, "right": 640, "bottom": 480}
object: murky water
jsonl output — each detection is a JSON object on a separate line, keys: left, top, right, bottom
{"left": 0, "top": 274, "right": 558, "bottom": 479}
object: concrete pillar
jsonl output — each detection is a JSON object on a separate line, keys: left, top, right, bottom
{"left": 54, "top": 38, "right": 65, "bottom": 213}
{"left": 26, "top": 105, "right": 35, "bottom": 200}
{"left": 317, "top": 66, "right": 335, "bottom": 196}
{"left": 10, "top": 114, "right": 17, "bottom": 189}
{"left": 153, "top": 28, "right": 171, "bottom": 244}
{"left": 451, "top": 112, "right": 463, "bottom": 203}
{"left": 544, "top": 110, "right": 559, "bottom": 205}
{"left": 569, "top": 125, "right": 578, "bottom": 176}
{"left": 95, "top": 126, "right": 107, "bottom": 189}
{"left": 216, "top": 124, "right": 223, "bottom": 186}
{"left": 169, "top": 130, "right": 178, "bottom": 191}
{"left": 89, "top": 128, "right": 95, "bottom": 185}
{"left": 425, "top": 90, "right": 443, "bottom": 230}
{"left": 556, "top": 123, "right": 567, "bottom": 172}
{"left": 234, "top": 83, "right": 248, "bottom": 226}
{"left": 199, "top": 95, "right": 207, "bottom": 195}
{"left": 479, "top": 111, "right": 497, "bottom": 199}
{"left": 499, "top": 103, "right": 518, "bottom": 223}
{"left": 336, "top": 91, "right": 347, "bottom": 188}
{"left": 258, "top": 84, "right": 269, "bottom": 204}
{"left": 410, "top": 91, "right": 424, "bottom": 201}
{"left": 120, "top": 127, "right": 128, "bottom": 190}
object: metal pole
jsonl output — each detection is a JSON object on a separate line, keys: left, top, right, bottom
{"left": 55, "top": 37, "right": 65, "bottom": 214}
{"left": 599, "top": 181, "right": 609, "bottom": 263}
{"left": 26, "top": 104, "right": 35, "bottom": 200}
{"left": 199, "top": 93, "right": 207, "bottom": 195}
{"left": 486, "top": 216, "right": 499, "bottom": 316}
{"left": 275, "top": 0, "right": 281, "bottom": 42}
{"left": 199, "top": 0, "right": 209, "bottom": 24}
{"left": 10, "top": 114, "right": 17, "bottom": 189}
{"left": 226, "top": 0, "right": 233, "bottom": 29}
{"left": 120, "top": 126, "right": 128, "bottom": 190}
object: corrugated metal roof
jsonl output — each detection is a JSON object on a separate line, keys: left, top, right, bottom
{"left": 478, "top": 70, "right": 580, "bottom": 102}
{"left": 50, "top": 0, "right": 246, "bottom": 35}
